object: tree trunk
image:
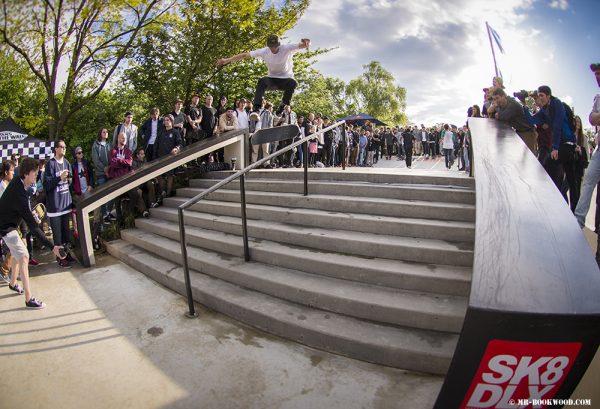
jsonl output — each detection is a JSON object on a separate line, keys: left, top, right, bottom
{"left": 47, "top": 101, "right": 60, "bottom": 141}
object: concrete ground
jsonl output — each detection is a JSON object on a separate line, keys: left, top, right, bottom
{"left": 2, "top": 160, "right": 598, "bottom": 409}
{"left": 0, "top": 251, "right": 442, "bottom": 409}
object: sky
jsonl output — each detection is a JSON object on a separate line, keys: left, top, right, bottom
{"left": 284, "top": 0, "right": 600, "bottom": 127}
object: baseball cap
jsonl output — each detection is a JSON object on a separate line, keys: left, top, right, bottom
{"left": 266, "top": 34, "right": 280, "bottom": 48}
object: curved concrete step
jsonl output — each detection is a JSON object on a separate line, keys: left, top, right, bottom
{"left": 163, "top": 196, "right": 475, "bottom": 243}
{"left": 120, "top": 228, "right": 467, "bottom": 332}
{"left": 106, "top": 238, "right": 459, "bottom": 375}
{"left": 190, "top": 178, "right": 476, "bottom": 205}
{"left": 174, "top": 188, "right": 476, "bottom": 222}
{"left": 150, "top": 207, "right": 474, "bottom": 267}
{"left": 203, "top": 169, "right": 475, "bottom": 188}
{"left": 135, "top": 217, "right": 472, "bottom": 296}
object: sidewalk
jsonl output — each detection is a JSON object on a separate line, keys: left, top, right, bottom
{"left": 0, "top": 251, "right": 442, "bottom": 409}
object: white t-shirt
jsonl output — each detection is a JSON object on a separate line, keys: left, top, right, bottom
{"left": 443, "top": 131, "right": 455, "bottom": 149}
{"left": 236, "top": 109, "right": 249, "bottom": 130}
{"left": 249, "top": 44, "right": 301, "bottom": 78}
{"left": 0, "top": 180, "right": 8, "bottom": 198}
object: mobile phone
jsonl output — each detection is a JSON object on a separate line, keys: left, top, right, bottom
{"left": 58, "top": 248, "right": 67, "bottom": 258}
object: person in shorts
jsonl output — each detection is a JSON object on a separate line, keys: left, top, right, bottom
{"left": 0, "top": 157, "right": 65, "bottom": 308}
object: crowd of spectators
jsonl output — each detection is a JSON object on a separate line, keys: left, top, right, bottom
{"left": 479, "top": 69, "right": 599, "bottom": 222}
{"left": 2, "top": 62, "right": 599, "bottom": 285}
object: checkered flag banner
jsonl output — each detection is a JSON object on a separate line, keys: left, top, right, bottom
{"left": 0, "top": 140, "right": 55, "bottom": 162}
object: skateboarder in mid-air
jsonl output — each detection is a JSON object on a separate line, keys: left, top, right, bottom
{"left": 217, "top": 35, "right": 311, "bottom": 121}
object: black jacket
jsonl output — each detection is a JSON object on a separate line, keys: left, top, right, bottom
{"left": 0, "top": 177, "right": 54, "bottom": 248}
{"left": 153, "top": 127, "right": 183, "bottom": 160}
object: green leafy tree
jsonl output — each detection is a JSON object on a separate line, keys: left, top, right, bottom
{"left": 0, "top": 0, "right": 174, "bottom": 140}
{"left": 126, "top": 0, "right": 310, "bottom": 108}
{"left": 345, "top": 61, "right": 408, "bottom": 125}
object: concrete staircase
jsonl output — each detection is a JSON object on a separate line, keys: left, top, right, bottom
{"left": 106, "top": 170, "right": 475, "bottom": 375}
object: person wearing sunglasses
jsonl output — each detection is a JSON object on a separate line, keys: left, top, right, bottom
{"left": 43, "top": 140, "right": 74, "bottom": 268}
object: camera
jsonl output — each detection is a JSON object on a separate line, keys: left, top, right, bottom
{"left": 513, "top": 90, "right": 529, "bottom": 101}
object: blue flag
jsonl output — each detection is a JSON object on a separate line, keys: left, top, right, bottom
{"left": 488, "top": 24, "right": 505, "bottom": 54}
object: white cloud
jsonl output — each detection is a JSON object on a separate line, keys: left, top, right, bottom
{"left": 287, "top": 0, "right": 547, "bottom": 125}
{"left": 550, "top": 0, "right": 569, "bottom": 10}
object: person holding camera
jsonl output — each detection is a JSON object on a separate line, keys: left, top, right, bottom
{"left": 44, "top": 139, "right": 74, "bottom": 268}
{"left": 491, "top": 88, "right": 537, "bottom": 154}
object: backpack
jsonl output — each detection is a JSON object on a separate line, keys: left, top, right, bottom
{"left": 563, "top": 102, "right": 576, "bottom": 133}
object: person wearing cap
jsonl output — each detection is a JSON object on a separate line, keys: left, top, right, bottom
{"left": 140, "top": 108, "right": 162, "bottom": 162}
{"left": 112, "top": 111, "right": 138, "bottom": 153}
{"left": 533, "top": 85, "right": 578, "bottom": 208}
{"left": 574, "top": 64, "right": 600, "bottom": 230}
{"left": 72, "top": 146, "right": 94, "bottom": 199}
{"left": 218, "top": 107, "right": 239, "bottom": 134}
{"left": 217, "top": 34, "right": 310, "bottom": 118}
{"left": 184, "top": 94, "right": 202, "bottom": 146}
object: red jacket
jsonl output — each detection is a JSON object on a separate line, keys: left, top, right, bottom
{"left": 108, "top": 145, "right": 133, "bottom": 179}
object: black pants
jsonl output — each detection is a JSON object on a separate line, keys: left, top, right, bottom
{"left": 49, "top": 213, "right": 71, "bottom": 246}
{"left": 253, "top": 76, "right": 298, "bottom": 115}
{"left": 405, "top": 144, "right": 413, "bottom": 167}
{"left": 547, "top": 143, "right": 577, "bottom": 211}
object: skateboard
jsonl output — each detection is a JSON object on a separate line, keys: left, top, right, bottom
{"left": 251, "top": 124, "right": 300, "bottom": 145}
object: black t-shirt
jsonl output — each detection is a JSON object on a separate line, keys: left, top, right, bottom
{"left": 184, "top": 105, "right": 201, "bottom": 132}
{"left": 200, "top": 106, "right": 217, "bottom": 134}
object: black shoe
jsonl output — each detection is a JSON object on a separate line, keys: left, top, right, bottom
{"left": 25, "top": 297, "right": 45, "bottom": 309}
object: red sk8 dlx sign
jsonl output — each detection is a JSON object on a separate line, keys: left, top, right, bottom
{"left": 460, "top": 340, "right": 582, "bottom": 409}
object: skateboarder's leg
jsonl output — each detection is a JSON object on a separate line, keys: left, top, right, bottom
{"left": 253, "top": 77, "right": 271, "bottom": 113}
{"left": 276, "top": 78, "right": 298, "bottom": 115}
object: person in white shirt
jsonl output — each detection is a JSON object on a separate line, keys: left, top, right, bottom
{"left": 217, "top": 34, "right": 310, "bottom": 118}
{"left": 442, "top": 124, "right": 456, "bottom": 169}
{"left": 112, "top": 111, "right": 138, "bottom": 153}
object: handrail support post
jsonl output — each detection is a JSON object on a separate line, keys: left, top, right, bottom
{"left": 178, "top": 208, "right": 197, "bottom": 318}
{"left": 239, "top": 174, "right": 250, "bottom": 261}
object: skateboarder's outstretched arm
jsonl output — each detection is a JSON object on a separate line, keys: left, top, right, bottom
{"left": 216, "top": 52, "right": 250, "bottom": 67}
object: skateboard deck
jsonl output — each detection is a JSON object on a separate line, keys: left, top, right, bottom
{"left": 251, "top": 124, "right": 300, "bottom": 145}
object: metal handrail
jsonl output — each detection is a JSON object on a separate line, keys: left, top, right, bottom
{"left": 75, "top": 128, "right": 249, "bottom": 267}
{"left": 178, "top": 120, "right": 346, "bottom": 317}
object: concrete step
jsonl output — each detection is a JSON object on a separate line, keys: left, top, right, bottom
{"left": 135, "top": 217, "right": 472, "bottom": 296}
{"left": 120, "top": 228, "right": 467, "bottom": 332}
{"left": 163, "top": 196, "right": 475, "bottom": 243}
{"left": 106, "top": 238, "right": 459, "bottom": 375}
{"left": 190, "top": 178, "right": 476, "bottom": 205}
{"left": 174, "top": 188, "right": 476, "bottom": 222}
{"left": 202, "top": 169, "right": 475, "bottom": 188}
{"left": 150, "top": 207, "right": 474, "bottom": 267}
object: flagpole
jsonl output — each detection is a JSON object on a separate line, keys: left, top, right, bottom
{"left": 485, "top": 21, "right": 499, "bottom": 78}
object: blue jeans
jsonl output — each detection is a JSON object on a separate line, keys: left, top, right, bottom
{"left": 575, "top": 149, "right": 600, "bottom": 228}
{"left": 96, "top": 175, "right": 112, "bottom": 218}
{"left": 358, "top": 147, "right": 366, "bottom": 166}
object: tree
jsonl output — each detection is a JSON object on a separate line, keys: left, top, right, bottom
{"left": 345, "top": 61, "right": 408, "bottom": 125}
{"left": 125, "top": 0, "right": 310, "bottom": 109}
{"left": 0, "top": 0, "right": 174, "bottom": 140}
